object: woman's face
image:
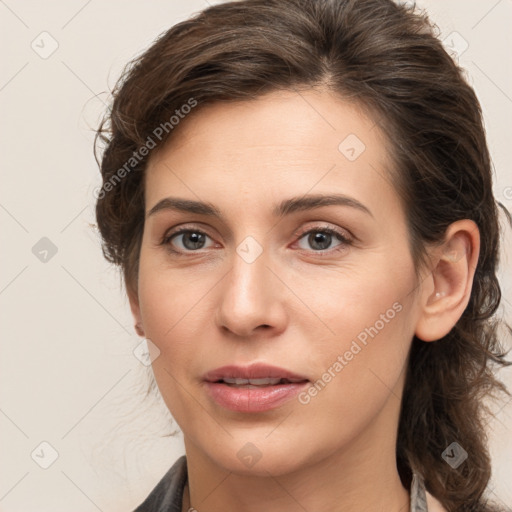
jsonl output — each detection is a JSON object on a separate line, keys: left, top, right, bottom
{"left": 133, "top": 89, "right": 426, "bottom": 475}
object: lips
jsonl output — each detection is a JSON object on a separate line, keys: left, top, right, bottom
{"left": 203, "top": 364, "right": 309, "bottom": 412}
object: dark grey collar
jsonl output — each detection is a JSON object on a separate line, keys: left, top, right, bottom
{"left": 133, "top": 456, "right": 430, "bottom": 512}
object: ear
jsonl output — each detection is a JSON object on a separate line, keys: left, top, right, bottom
{"left": 127, "top": 285, "right": 145, "bottom": 337}
{"left": 414, "top": 219, "right": 480, "bottom": 342}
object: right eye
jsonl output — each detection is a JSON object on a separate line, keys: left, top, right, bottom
{"left": 161, "top": 227, "right": 216, "bottom": 254}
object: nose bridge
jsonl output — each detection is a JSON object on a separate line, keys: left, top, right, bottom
{"left": 216, "top": 237, "right": 286, "bottom": 336}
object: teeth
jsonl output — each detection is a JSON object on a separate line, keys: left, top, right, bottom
{"left": 222, "top": 377, "right": 283, "bottom": 386}
{"left": 249, "top": 378, "right": 282, "bottom": 386}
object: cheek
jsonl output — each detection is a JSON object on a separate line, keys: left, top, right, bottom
{"left": 305, "top": 258, "right": 417, "bottom": 387}
{"left": 137, "top": 249, "right": 208, "bottom": 337}
{"left": 137, "top": 266, "right": 206, "bottom": 422}
{"left": 292, "top": 277, "right": 416, "bottom": 447}
{"left": 317, "top": 259, "right": 413, "bottom": 327}
{"left": 137, "top": 262, "right": 201, "bottom": 378}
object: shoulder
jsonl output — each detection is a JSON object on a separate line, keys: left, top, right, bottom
{"left": 424, "top": 489, "right": 512, "bottom": 512}
{"left": 132, "top": 455, "right": 187, "bottom": 512}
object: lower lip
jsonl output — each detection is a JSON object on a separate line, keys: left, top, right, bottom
{"left": 204, "top": 381, "right": 309, "bottom": 412}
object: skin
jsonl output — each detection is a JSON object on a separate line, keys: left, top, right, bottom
{"left": 129, "top": 88, "right": 479, "bottom": 512}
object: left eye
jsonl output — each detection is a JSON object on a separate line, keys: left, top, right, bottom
{"left": 296, "top": 228, "right": 348, "bottom": 252}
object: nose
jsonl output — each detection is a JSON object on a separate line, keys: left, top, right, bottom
{"left": 215, "top": 246, "right": 288, "bottom": 339}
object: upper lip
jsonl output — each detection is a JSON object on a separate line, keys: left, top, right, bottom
{"left": 203, "top": 363, "right": 309, "bottom": 383}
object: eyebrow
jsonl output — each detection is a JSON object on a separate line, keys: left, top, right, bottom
{"left": 147, "top": 193, "right": 373, "bottom": 219}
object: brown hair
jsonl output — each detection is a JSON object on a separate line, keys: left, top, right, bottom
{"left": 94, "top": 0, "right": 511, "bottom": 509}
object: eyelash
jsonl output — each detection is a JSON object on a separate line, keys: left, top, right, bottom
{"left": 160, "top": 224, "right": 352, "bottom": 257}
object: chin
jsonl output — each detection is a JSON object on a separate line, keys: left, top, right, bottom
{"left": 202, "top": 438, "right": 312, "bottom": 478}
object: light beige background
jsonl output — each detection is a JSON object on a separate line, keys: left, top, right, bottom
{"left": 1, "top": 0, "right": 511, "bottom": 510}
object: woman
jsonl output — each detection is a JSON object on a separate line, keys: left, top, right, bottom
{"left": 94, "top": 0, "right": 511, "bottom": 510}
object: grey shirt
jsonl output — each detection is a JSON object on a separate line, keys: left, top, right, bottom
{"left": 133, "top": 456, "right": 429, "bottom": 512}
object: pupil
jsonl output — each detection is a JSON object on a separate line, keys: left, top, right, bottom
{"left": 184, "top": 232, "right": 205, "bottom": 250}
{"left": 309, "top": 232, "right": 331, "bottom": 250}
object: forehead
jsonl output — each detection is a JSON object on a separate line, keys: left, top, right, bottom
{"left": 145, "top": 89, "right": 398, "bottom": 217}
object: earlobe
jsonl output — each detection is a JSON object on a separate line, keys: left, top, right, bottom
{"left": 134, "top": 322, "right": 145, "bottom": 337}
{"left": 414, "top": 220, "right": 480, "bottom": 342}
{"left": 128, "top": 286, "right": 145, "bottom": 337}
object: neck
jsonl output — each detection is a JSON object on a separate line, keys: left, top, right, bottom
{"left": 184, "top": 457, "right": 408, "bottom": 512}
